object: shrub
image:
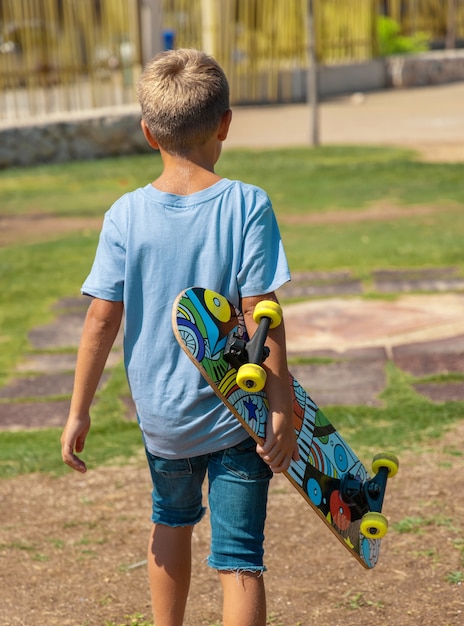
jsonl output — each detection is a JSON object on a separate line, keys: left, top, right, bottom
{"left": 377, "top": 16, "right": 429, "bottom": 56}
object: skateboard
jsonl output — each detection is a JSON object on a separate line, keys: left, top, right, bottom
{"left": 172, "top": 287, "right": 398, "bottom": 569}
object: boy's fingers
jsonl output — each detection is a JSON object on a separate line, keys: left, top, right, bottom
{"left": 64, "top": 453, "right": 87, "bottom": 474}
{"left": 61, "top": 440, "right": 87, "bottom": 473}
{"left": 269, "top": 450, "right": 293, "bottom": 473}
{"left": 75, "top": 436, "right": 86, "bottom": 453}
{"left": 256, "top": 442, "right": 291, "bottom": 473}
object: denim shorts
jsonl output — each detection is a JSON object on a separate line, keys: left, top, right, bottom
{"left": 145, "top": 436, "right": 273, "bottom": 572}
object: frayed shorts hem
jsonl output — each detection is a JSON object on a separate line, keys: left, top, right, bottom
{"left": 208, "top": 562, "right": 267, "bottom": 574}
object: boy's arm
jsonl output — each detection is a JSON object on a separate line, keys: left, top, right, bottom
{"left": 61, "top": 298, "right": 124, "bottom": 473}
{"left": 241, "top": 294, "right": 299, "bottom": 473}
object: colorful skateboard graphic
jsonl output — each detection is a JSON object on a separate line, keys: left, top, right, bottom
{"left": 172, "top": 287, "right": 398, "bottom": 569}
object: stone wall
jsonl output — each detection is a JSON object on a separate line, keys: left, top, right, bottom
{"left": 0, "top": 106, "right": 150, "bottom": 169}
{"left": 1, "top": 52, "right": 463, "bottom": 169}
{"left": 386, "top": 49, "right": 464, "bottom": 87}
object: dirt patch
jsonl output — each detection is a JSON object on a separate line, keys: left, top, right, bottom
{"left": 1, "top": 422, "right": 464, "bottom": 626}
{"left": 0, "top": 214, "right": 102, "bottom": 247}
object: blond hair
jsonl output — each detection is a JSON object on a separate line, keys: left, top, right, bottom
{"left": 137, "top": 48, "right": 230, "bottom": 154}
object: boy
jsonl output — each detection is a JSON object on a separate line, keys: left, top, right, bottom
{"left": 61, "top": 48, "right": 298, "bottom": 626}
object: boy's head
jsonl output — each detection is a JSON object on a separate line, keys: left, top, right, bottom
{"left": 137, "top": 48, "right": 230, "bottom": 155}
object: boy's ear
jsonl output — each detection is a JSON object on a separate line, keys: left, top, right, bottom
{"left": 140, "top": 119, "right": 160, "bottom": 150}
{"left": 218, "top": 109, "right": 232, "bottom": 141}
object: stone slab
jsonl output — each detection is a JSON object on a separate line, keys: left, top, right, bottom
{"left": 0, "top": 400, "right": 71, "bottom": 430}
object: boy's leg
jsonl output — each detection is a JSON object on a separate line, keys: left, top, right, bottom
{"left": 147, "top": 523, "right": 193, "bottom": 626}
{"left": 219, "top": 570, "right": 266, "bottom": 626}
{"left": 144, "top": 450, "right": 208, "bottom": 626}
{"left": 208, "top": 437, "right": 273, "bottom": 626}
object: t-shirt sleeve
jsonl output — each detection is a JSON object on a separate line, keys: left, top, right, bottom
{"left": 81, "top": 210, "right": 126, "bottom": 301}
{"left": 237, "top": 191, "right": 291, "bottom": 297}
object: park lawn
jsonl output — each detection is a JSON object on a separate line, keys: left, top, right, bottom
{"left": 281, "top": 207, "right": 464, "bottom": 276}
{"left": 1, "top": 146, "right": 464, "bottom": 217}
{"left": 0, "top": 145, "right": 463, "bottom": 476}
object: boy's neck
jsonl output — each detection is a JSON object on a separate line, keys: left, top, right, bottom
{"left": 152, "top": 150, "right": 222, "bottom": 196}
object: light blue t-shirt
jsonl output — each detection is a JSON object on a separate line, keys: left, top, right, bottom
{"left": 82, "top": 179, "right": 290, "bottom": 458}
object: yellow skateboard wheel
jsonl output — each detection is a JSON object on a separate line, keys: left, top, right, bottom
{"left": 372, "top": 453, "right": 399, "bottom": 478}
{"left": 236, "top": 363, "right": 267, "bottom": 392}
{"left": 253, "top": 300, "right": 282, "bottom": 329}
{"left": 360, "top": 512, "right": 389, "bottom": 539}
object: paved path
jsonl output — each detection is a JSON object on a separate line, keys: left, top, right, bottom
{"left": 0, "top": 271, "right": 463, "bottom": 431}
{"left": 227, "top": 82, "right": 464, "bottom": 161}
{"left": 1, "top": 83, "right": 464, "bottom": 429}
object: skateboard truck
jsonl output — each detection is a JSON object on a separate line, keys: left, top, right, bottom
{"left": 340, "top": 453, "right": 399, "bottom": 538}
{"left": 224, "top": 300, "right": 283, "bottom": 391}
{"left": 341, "top": 469, "right": 387, "bottom": 515}
{"left": 224, "top": 325, "right": 270, "bottom": 370}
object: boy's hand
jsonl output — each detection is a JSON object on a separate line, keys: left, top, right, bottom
{"left": 61, "top": 414, "right": 91, "bottom": 473}
{"left": 256, "top": 410, "right": 299, "bottom": 473}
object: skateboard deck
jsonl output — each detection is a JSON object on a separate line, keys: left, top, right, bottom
{"left": 173, "top": 287, "right": 394, "bottom": 569}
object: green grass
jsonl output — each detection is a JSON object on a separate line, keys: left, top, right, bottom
{"left": 0, "top": 362, "right": 140, "bottom": 476}
{"left": 2, "top": 146, "right": 464, "bottom": 217}
{"left": 446, "top": 571, "right": 464, "bottom": 585}
{"left": 219, "top": 146, "right": 464, "bottom": 213}
{"left": 0, "top": 233, "right": 99, "bottom": 385}
{"left": 0, "top": 145, "right": 463, "bottom": 477}
{"left": 0, "top": 154, "right": 162, "bottom": 217}
{"left": 281, "top": 208, "right": 464, "bottom": 275}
